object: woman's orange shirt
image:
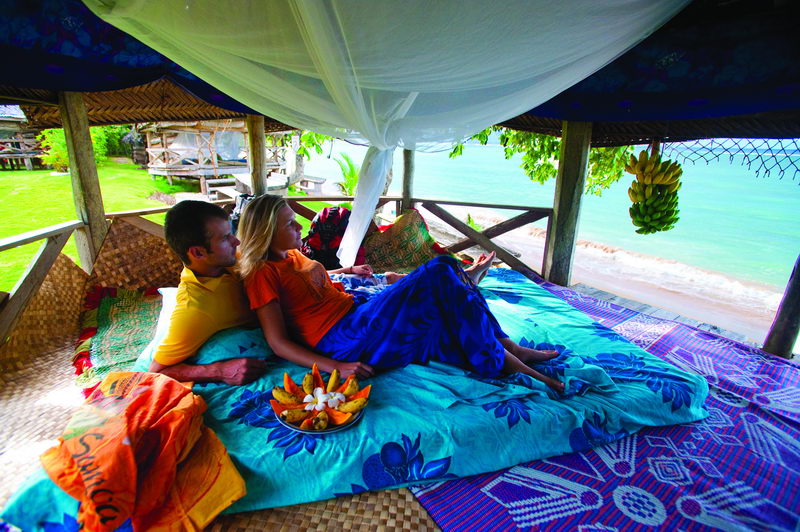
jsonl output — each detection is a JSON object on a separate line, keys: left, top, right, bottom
{"left": 245, "top": 250, "right": 353, "bottom": 347}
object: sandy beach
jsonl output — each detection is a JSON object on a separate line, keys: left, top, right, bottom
{"left": 412, "top": 205, "right": 783, "bottom": 346}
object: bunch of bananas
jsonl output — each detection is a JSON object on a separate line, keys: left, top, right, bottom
{"left": 270, "top": 363, "right": 371, "bottom": 431}
{"left": 624, "top": 149, "right": 682, "bottom": 234}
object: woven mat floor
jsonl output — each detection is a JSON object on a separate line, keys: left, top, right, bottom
{"left": 0, "top": 346, "right": 440, "bottom": 531}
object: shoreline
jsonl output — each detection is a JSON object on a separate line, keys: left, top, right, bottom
{"left": 414, "top": 205, "right": 782, "bottom": 346}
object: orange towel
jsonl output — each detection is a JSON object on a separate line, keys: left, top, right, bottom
{"left": 41, "top": 371, "right": 245, "bottom": 531}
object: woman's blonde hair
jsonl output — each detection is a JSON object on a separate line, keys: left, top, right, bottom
{"left": 236, "top": 194, "right": 289, "bottom": 279}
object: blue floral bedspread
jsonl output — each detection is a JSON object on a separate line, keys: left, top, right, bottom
{"left": 1, "top": 269, "right": 709, "bottom": 528}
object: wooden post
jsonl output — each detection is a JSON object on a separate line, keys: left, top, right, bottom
{"left": 246, "top": 114, "right": 267, "bottom": 196}
{"left": 58, "top": 91, "right": 107, "bottom": 271}
{"left": 763, "top": 254, "right": 800, "bottom": 358}
{"left": 402, "top": 149, "right": 415, "bottom": 212}
{"left": 544, "top": 121, "right": 592, "bottom": 286}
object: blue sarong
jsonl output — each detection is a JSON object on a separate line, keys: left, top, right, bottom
{"left": 316, "top": 256, "right": 508, "bottom": 376}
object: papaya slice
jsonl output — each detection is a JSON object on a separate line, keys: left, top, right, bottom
{"left": 347, "top": 384, "right": 371, "bottom": 400}
{"left": 324, "top": 406, "right": 353, "bottom": 426}
{"left": 269, "top": 399, "right": 285, "bottom": 415}
{"left": 312, "top": 363, "right": 325, "bottom": 390}
{"left": 270, "top": 399, "right": 307, "bottom": 415}
{"left": 335, "top": 374, "right": 355, "bottom": 395}
{"left": 299, "top": 417, "right": 314, "bottom": 430}
{"left": 283, "top": 372, "right": 303, "bottom": 397}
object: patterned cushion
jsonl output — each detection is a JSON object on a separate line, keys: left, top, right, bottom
{"left": 364, "top": 210, "right": 445, "bottom": 272}
{"left": 74, "top": 286, "right": 161, "bottom": 394}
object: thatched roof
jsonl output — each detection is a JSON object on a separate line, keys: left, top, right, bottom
{"left": 507, "top": 0, "right": 800, "bottom": 146}
{"left": 0, "top": 79, "right": 291, "bottom": 132}
{"left": 0, "top": 0, "right": 796, "bottom": 144}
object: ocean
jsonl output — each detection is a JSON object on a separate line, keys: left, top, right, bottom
{"left": 306, "top": 138, "right": 800, "bottom": 292}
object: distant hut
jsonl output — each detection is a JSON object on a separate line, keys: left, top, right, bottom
{"left": 141, "top": 119, "right": 304, "bottom": 197}
{"left": 0, "top": 105, "right": 43, "bottom": 171}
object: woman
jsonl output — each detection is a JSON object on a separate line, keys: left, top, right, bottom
{"left": 237, "top": 194, "right": 564, "bottom": 393}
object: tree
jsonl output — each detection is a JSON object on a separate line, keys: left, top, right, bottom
{"left": 450, "top": 126, "right": 633, "bottom": 196}
{"left": 334, "top": 153, "right": 360, "bottom": 196}
{"left": 38, "top": 126, "right": 112, "bottom": 172}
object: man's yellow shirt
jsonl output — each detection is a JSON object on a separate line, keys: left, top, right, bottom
{"left": 153, "top": 267, "right": 256, "bottom": 366}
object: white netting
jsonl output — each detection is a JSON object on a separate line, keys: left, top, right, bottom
{"left": 85, "top": 0, "right": 689, "bottom": 264}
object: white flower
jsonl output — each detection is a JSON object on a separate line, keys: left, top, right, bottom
{"left": 314, "top": 402, "right": 326, "bottom": 411}
{"left": 304, "top": 403, "right": 315, "bottom": 411}
{"left": 327, "top": 397, "right": 341, "bottom": 409}
{"left": 303, "top": 394, "right": 314, "bottom": 403}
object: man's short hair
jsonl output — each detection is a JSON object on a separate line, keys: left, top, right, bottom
{"left": 165, "top": 200, "right": 229, "bottom": 264}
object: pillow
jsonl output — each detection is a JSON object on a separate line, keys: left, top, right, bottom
{"left": 132, "top": 287, "right": 178, "bottom": 371}
{"left": 74, "top": 286, "right": 162, "bottom": 394}
{"left": 133, "top": 288, "right": 272, "bottom": 370}
{"left": 364, "top": 209, "right": 449, "bottom": 272}
{"left": 189, "top": 327, "right": 270, "bottom": 365}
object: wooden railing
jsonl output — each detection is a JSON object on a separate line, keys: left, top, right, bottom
{"left": 0, "top": 202, "right": 238, "bottom": 344}
{"left": 3, "top": 195, "right": 797, "bottom": 358}
{"left": 288, "top": 195, "right": 553, "bottom": 282}
{"left": 0, "top": 221, "right": 84, "bottom": 343}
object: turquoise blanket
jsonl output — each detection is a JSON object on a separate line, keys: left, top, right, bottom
{"left": 2, "top": 269, "right": 708, "bottom": 528}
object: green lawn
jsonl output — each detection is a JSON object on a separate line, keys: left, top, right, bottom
{"left": 0, "top": 161, "right": 198, "bottom": 291}
{"left": 0, "top": 163, "right": 336, "bottom": 292}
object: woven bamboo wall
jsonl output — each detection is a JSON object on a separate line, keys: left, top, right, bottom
{"left": 0, "top": 218, "right": 182, "bottom": 375}
{"left": 0, "top": 254, "right": 87, "bottom": 375}
{"left": 87, "top": 218, "right": 182, "bottom": 290}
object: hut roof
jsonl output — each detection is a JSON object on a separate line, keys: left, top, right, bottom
{"left": 503, "top": 0, "right": 800, "bottom": 146}
{"left": 4, "top": 80, "right": 290, "bottom": 132}
{"left": 0, "top": 0, "right": 290, "bottom": 131}
{"left": 0, "top": 0, "right": 797, "bottom": 144}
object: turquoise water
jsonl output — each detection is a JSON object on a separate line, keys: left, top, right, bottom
{"left": 306, "top": 140, "right": 800, "bottom": 290}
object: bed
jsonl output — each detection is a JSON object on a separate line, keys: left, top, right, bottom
{"left": 2, "top": 266, "right": 717, "bottom": 530}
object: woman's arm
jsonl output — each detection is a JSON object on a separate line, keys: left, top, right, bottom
{"left": 256, "top": 301, "right": 374, "bottom": 379}
{"left": 328, "top": 264, "right": 373, "bottom": 276}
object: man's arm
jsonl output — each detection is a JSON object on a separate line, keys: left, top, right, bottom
{"left": 148, "top": 358, "right": 267, "bottom": 385}
{"left": 149, "top": 307, "right": 267, "bottom": 385}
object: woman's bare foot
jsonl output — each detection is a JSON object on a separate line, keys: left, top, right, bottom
{"left": 542, "top": 375, "right": 565, "bottom": 394}
{"left": 464, "top": 251, "right": 495, "bottom": 284}
{"left": 502, "top": 349, "right": 565, "bottom": 394}
{"left": 515, "top": 346, "right": 560, "bottom": 363}
{"left": 498, "top": 338, "right": 560, "bottom": 363}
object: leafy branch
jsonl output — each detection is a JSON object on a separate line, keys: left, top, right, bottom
{"left": 450, "top": 126, "right": 633, "bottom": 196}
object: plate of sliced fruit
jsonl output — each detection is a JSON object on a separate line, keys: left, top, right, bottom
{"left": 270, "top": 363, "right": 371, "bottom": 434}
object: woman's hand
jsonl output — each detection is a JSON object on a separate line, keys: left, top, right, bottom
{"left": 334, "top": 360, "right": 375, "bottom": 379}
{"left": 349, "top": 264, "right": 373, "bottom": 277}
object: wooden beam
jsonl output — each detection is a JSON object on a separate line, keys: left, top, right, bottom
{"left": 413, "top": 198, "right": 551, "bottom": 213}
{"left": 402, "top": 149, "right": 414, "bottom": 212}
{"left": 246, "top": 114, "right": 268, "bottom": 195}
{"left": 288, "top": 195, "right": 402, "bottom": 203}
{"left": 105, "top": 199, "right": 232, "bottom": 219}
{"left": 763, "top": 254, "right": 800, "bottom": 358}
{"left": 544, "top": 121, "right": 592, "bottom": 286}
{"left": 446, "top": 209, "right": 549, "bottom": 253}
{"left": 119, "top": 215, "right": 165, "bottom": 240}
{"left": 288, "top": 198, "right": 393, "bottom": 222}
{"left": 0, "top": 232, "right": 71, "bottom": 343}
{"left": 59, "top": 91, "right": 108, "bottom": 272}
{"left": 0, "top": 220, "right": 83, "bottom": 252}
{"left": 287, "top": 200, "right": 318, "bottom": 221}
{"left": 422, "top": 201, "right": 540, "bottom": 276}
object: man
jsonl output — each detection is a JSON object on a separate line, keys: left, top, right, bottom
{"left": 149, "top": 200, "right": 267, "bottom": 385}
